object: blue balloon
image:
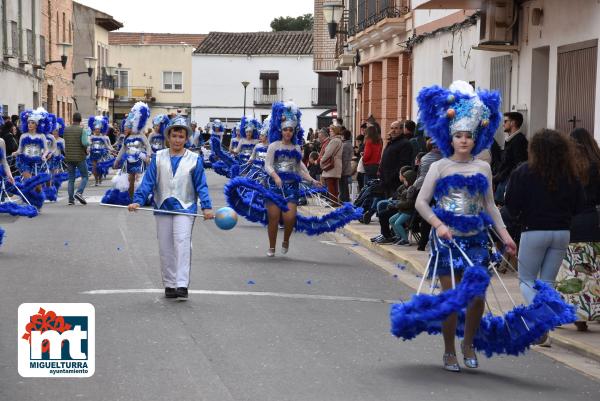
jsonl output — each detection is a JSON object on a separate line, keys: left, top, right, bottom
{"left": 214, "top": 206, "right": 238, "bottom": 230}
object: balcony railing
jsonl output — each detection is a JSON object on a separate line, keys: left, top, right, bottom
{"left": 96, "top": 75, "right": 115, "bottom": 90}
{"left": 335, "top": 9, "right": 349, "bottom": 58}
{"left": 311, "top": 88, "right": 336, "bottom": 107}
{"left": 114, "top": 86, "right": 153, "bottom": 101}
{"left": 253, "top": 87, "right": 283, "bottom": 105}
{"left": 348, "top": 0, "right": 410, "bottom": 37}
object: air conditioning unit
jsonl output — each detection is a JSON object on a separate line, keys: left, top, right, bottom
{"left": 479, "top": 0, "right": 516, "bottom": 45}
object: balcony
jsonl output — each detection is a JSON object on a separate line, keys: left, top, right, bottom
{"left": 311, "top": 88, "right": 336, "bottom": 107}
{"left": 253, "top": 87, "right": 283, "bottom": 105}
{"left": 348, "top": 0, "right": 410, "bottom": 38}
{"left": 114, "top": 86, "right": 154, "bottom": 102}
{"left": 96, "top": 75, "right": 115, "bottom": 90}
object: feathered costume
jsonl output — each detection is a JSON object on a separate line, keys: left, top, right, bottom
{"left": 13, "top": 108, "right": 52, "bottom": 208}
{"left": 101, "top": 102, "right": 151, "bottom": 205}
{"left": 87, "top": 115, "right": 115, "bottom": 178}
{"left": 208, "top": 119, "right": 226, "bottom": 164}
{"left": 149, "top": 114, "right": 169, "bottom": 153}
{"left": 224, "top": 101, "right": 362, "bottom": 236}
{"left": 389, "top": 81, "right": 575, "bottom": 356}
{"left": 212, "top": 117, "right": 261, "bottom": 178}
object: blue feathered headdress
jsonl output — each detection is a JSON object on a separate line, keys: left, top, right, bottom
{"left": 126, "top": 102, "right": 150, "bottom": 134}
{"left": 47, "top": 113, "right": 57, "bottom": 134}
{"left": 417, "top": 80, "right": 501, "bottom": 157}
{"left": 269, "top": 101, "right": 304, "bottom": 145}
{"left": 55, "top": 117, "right": 65, "bottom": 137}
{"left": 88, "top": 115, "right": 109, "bottom": 133}
{"left": 152, "top": 114, "right": 170, "bottom": 135}
{"left": 210, "top": 119, "right": 225, "bottom": 134}
{"left": 260, "top": 115, "right": 271, "bottom": 137}
{"left": 240, "top": 116, "right": 261, "bottom": 140}
{"left": 20, "top": 107, "right": 51, "bottom": 134}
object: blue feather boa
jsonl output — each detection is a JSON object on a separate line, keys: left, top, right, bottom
{"left": 43, "top": 185, "right": 58, "bottom": 202}
{"left": 0, "top": 202, "right": 38, "bottom": 217}
{"left": 101, "top": 188, "right": 131, "bottom": 206}
{"left": 433, "top": 208, "right": 494, "bottom": 233}
{"left": 52, "top": 172, "right": 69, "bottom": 190}
{"left": 390, "top": 265, "right": 490, "bottom": 340}
{"left": 274, "top": 149, "right": 302, "bottom": 162}
{"left": 0, "top": 226, "right": 4, "bottom": 246}
{"left": 434, "top": 173, "right": 488, "bottom": 198}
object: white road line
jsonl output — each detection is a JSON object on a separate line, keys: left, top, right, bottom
{"left": 81, "top": 288, "right": 397, "bottom": 304}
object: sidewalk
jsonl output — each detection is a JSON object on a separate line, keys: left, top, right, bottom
{"left": 337, "top": 218, "right": 600, "bottom": 363}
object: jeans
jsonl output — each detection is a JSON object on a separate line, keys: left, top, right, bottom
{"left": 518, "top": 230, "right": 570, "bottom": 304}
{"left": 66, "top": 160, "right": 89, "bottom": 201}
{"left": 390, "top": 212, "right": 412, "bottom": 241}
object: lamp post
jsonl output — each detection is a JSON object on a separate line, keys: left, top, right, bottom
{"left": 241, "top": 81, "right": 250, "bottom": 116}
{"left": 72, "top": 56, "right": 97, "bottom": 80}
{"left": 45, "top": 42, "right": 72, "bottom": 68}
{"left": 323, "top": 2, "right": 345, "bottom": 40}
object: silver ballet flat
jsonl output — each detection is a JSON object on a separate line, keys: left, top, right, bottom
{"left": 443, "top": 352, "right": 460, "bottom": 372}
{"left": 461, "top": 341, "right": 479, "bottom": 369}
{"left": 281, "top": 241, "right": 289, "bottom": 254}
{"left": 266, "top": 248, "right": 275, "bottom": 257}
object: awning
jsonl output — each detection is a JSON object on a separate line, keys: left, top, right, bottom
{"left": 414, "top": 0, "right": 484, "bottom": 10}
{"left": 259, "top": 72, "right": 279, "bottom": 80}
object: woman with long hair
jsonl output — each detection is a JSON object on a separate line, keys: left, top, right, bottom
{"left": 505, "top": 129, "right": 584, "bottom": 343}
{"left": 555, "top": 128, "right": 600, "bottom": 330}
{"left": 362, "top": 125, "right": 382, "bottom": 182}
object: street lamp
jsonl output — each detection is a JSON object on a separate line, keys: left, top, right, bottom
{"left": 323, "top": 2, "right": 345, "bottom": 40}
{"left": 241, "top": 81, "right": 250, "bottom": 116}
{"left": 72, "top": 56, "right": 97, "bottom": 80}
{"left": 45, "top": 42, "right": 72, "bottom": 68}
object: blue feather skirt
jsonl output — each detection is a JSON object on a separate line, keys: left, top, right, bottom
{"left": 6, "top": 173, "right": 51, "bottom": 209}
{"left": 224, "top": 174, "right": 363, "bottom": 236}
{"left": 389, "top": 233, "right": 577, "bottom": 357}
{"left": 0, "top": 226, "right": 4, "bottom": 246}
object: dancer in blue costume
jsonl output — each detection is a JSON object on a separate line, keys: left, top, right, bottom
{"left": 49, "top": 118, "right": 68, "bottom": 191}
{"left": 148, "top": 114, "right": 170, "bottom": 154}
{"left": 229, "top": 123, "right": 241, "bottom": 152}
{"left": 102, "top": 102, "right": 151, "bottom": 205}
{"left": 208, "top": 119, "right": 226, "bottom": 164}
{"left": 88, "top": 115, "right": 114, "bottom": 186}
{"left": 390, "top": 81, "right": 575, "bottom": 371}
{"left": 234, "top": 116, "right": 260, "bottom": 164}
{"left": 242, "top": 117, "right": 270, "bottom": 180}
{"left": 41, "top": 114, "right": 60, "bottom": 201}
{"left": 12, "top": 108, "right": 52, "bottom": 209}
{"left": 225, "top": 101, "right": 362, "bottom": 257}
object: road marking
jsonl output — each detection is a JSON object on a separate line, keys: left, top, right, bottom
{"left": 81, "top": 288, "right": 397, "bottom": 304}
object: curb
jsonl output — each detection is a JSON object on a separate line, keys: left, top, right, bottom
{"left": 340, "top": 224, "right": 600, "bottom": 364}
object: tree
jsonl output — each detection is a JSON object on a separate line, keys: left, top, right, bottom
{"left": 270, "top": 14, "right": 313, "bottom": 31}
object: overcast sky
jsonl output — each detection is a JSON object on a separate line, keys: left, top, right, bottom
{"left": 76, "top": 0, "right": 314, "bottom": 34}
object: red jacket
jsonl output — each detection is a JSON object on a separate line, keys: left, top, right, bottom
{"left": 363, "top": 139, "right": 382, "bottom": 165}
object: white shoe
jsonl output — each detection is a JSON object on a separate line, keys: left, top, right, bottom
{"left": 266, "top": 248, "right": 275, "bottom": 257}
{"left": 281, "top": 241, "right": 289, "bottom": 254}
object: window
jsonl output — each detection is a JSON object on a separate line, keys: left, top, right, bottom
{"left": 260, "top": 72, "right": 278, "bottom": 95}
{"left": 55, "top": 11, "right": 58, "bottom": 42}
{"left": 163, "top": 71, "right": 182, "bottom": 91}
{"left": 56, "top": 100, "right": 60, "bottom": 118}
{"left": 26, "top": 28, "right": 33, "bottom": 62}
{"left": 39, "top": 35, "right": 45, "bottom": 67}
{"left": 116, "top": 69, "right": 128, "bottom": 88}
{"left": 62, "top": 12, "right": 65, "bottom": 42}
{"left": 68, "top": 20, "right": 71, "bottom": 43}
{"left": 10, "top": 21, "right": 18, "bottom": 56}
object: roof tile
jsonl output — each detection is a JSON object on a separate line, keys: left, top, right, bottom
{"left": 194, "top": 31, "right": 312, "bottom": 55}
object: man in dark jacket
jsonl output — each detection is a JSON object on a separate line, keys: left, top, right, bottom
{"left": 64, "top": 112, "right": 90, "bottom": 205}
{"left": 493, "top": 112, "right": 528, "bottom": 204}
{"left": 379, "top": 120, "right": 413, "bottom": 197}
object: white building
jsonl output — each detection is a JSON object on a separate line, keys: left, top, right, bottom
{"left": 192, "top": 31, "right": 330, "bottom": 132}
{"left": 0, "top": 0, "right": 44, "bottom": 116}
{"left": 411, "top": 0, "right": 600, "bottom": 140}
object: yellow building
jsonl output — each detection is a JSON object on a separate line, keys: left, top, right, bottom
{"left": 108, "top": 33, "right": 206, "bottom": 124}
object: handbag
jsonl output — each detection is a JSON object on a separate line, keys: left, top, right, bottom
{"left": 356, "top": 157, "right": 365, "bottom": 174}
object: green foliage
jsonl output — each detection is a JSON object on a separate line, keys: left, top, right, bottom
{"left": 270, "top": 14, "right": 313, "bottom": 31}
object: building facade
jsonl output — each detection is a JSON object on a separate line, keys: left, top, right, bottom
{"left": 41, "top": 0, "right": 74, "bottom": 124}
{"left": 192, "top": 31, "right": 328, "bottom": 132}
{"left": 0, "top": 0, "right": 44, "bottom": 117}
{"left": 328, "top": 0, "right": 412, "bottom": 137}
{"left": 108, "top": 32, "right": 205, "bottom": 123}
{"left": 411, "top": 0, "right": 600, "bottom": 140}
{"left": 72, "top": 1, "right": 121, "bottom": 119}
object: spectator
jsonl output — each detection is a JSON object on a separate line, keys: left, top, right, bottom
{"left": 389, "top": 168, "right": 418, "bottom": 245}
{"left": 555, "top": 128, "right": 600, "bottom": 330}
{"left": 379, "top": 120, "right": 413, "bottom": 197}
{"left": 371, "top": 166, "right": 415, "bottom": 244}
{"left": 494, "top": 112, "right": 528, "bottom": 204}
{"left": 409, "top": 123, "right": 427, "bottom": 164}
{"left": 306, "top": 127, "right": 314, "bottom": 142}
{"left": 409, "top": 140, "right": 442, "bottom": 251}
{"left": 0, "top": 120, "right": 19, "bottom": 155}
{"left": 320, "top": 125, "right": 344, "bottom": 205}
{"left": 316, "top": 128, "right": 330, "bottom": 163}
{"left": 490, "top": 137, "right": 503, "bottom": 175}
{"left": 363, "top": 125, "right": 382, "bottom": 183}
{"left": 63, "top": 112, "right": 90, "bottom": 205}
{"left": 107, "top": 122, "right": 116, "bottom": 144}
{"left": 10, "top": 114, "right": 22, "bottom": 140}
{"left": 505, "top": 129, "right": 584, "bottom": 331}
{"left": 302, "top": 141, "right": 313, "bottom": 166}
{"left": 307, "top": 151, "right": 321, "bottom": 180}
{"left": 340, "top": 129, "right": 354, "bottom": 202}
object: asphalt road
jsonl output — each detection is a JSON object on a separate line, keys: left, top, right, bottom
{"left": 0, "top": 172, "right": 598, "bottom": 401}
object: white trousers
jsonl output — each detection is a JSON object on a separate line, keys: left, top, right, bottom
{"left": 155, "top": 214, "right": 195, "bottom": 288}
